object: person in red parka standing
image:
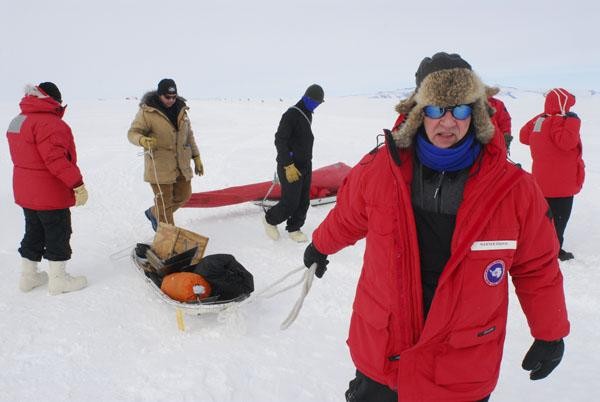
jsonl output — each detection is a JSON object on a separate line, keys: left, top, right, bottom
{"left": 302, "top": 52, "right": 569, "bottom": 401}
{"left": 487, "top": 87, "right": 513, "bottom": 152}
{"left": 7, "top": 83, "right": 88, "bottom": 295}
{"left": 520, "top": 88, "right": 584, "bottom": 261}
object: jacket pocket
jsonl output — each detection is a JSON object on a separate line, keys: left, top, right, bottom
{"left": 145, "top": 149, "right": 177, "bottom": 183}
{"left": 434, "top": 320, "right": 503, "bottom": 385}
{"left": 348, "top": 288, "right": 392, "bottom": 375}
{"left": 181, "top": 143, "right": 192, "bottom": 159}
{"left": 180, "top": 145, "right": 193, "bottom": 176}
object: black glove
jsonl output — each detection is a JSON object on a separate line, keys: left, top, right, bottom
{"left": 522, "top": 339, "right": 564, "bottom": 380}
{"left": 303, "top": 242, "right": 329, "bottom": 278}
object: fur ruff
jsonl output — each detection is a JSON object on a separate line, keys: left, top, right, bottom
{"left": 140, "top": 91, "right": 186, "bottom": 107}
{"left": 392, "top": 68, "right": 496, "bottom": 148}
{"left": 23, "top": 84, "right": 49, "bottom": 99}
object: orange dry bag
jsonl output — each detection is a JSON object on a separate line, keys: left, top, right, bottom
{"left": 160, "top": 272, "right": 212, "bottom": 302}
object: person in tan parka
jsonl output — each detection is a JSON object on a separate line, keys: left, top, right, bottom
{"left": 127, "top": 78, "right": 204, "bottom": 230}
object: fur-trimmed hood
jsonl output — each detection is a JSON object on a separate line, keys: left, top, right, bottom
{"left": 392, "top": 67, "right": 496, "bottom": 148}
{"left": 24, "top": 84, "right": 48, "bottom": 99}
{"left": 140, "top": 90, "right": 187, "bottom": 108}
{"left": 19, "top": 84, "right": 65, "bottom": 116}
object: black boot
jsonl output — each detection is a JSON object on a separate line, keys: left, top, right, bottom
{"left": 558, "top": 249, "right": 574, "bottom": 261}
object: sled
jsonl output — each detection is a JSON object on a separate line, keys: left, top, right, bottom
{"left": 253, "top": 195, "right": 338, "bottom": 208}
{"left": 131, "top": 250, "right": 250, "bottom": 315}
{"left": 131, "top": 224, "right": 250, "bottom": 315}
{"left": 184, "top": 162, "right": 351, "bottom": 208}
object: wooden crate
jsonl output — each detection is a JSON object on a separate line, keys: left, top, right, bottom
{"left": 151, "top": 223, "right": 209, "bottom": 265}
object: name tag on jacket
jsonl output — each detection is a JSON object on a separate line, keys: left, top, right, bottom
{"left": 471, "top": 240, "right": 517, "bottom": 251}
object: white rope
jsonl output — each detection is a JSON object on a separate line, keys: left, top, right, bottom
{"left": 256, "top": 266, "right": 305, "bottom": 298}
{"left": 551, "top": 88, "right": 568, "bottom": 115}
{"left": 279, "top": 264, "right": 316, "bottom": 330}
{"left": 109, "top": 242, "right": 139, "bottom": 261}
{"left": 147, "top": 148, "right": 170, "bottom": 225}
{"left": 290, "top": 106, "right": 312, "bottom": 126}
{"left": 261, "top": 172, "right": 279, "bottom": 213}
{"left": 218, "top": 264, "right": 317, "bottom": 330}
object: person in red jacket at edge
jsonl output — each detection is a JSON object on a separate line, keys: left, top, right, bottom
{"left": 7, "top": 82, "right": 88, "bottom": 295}
{"left": 487, "top": 87, "right": 513, "bottom": 153}
{"left": 302, "top": 53, "right": 569, "bottom": 401}
{"left": 520, "top": 88, "right": 584, "bottom": 262}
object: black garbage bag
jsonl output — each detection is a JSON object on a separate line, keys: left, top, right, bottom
{"left": 191, "top": 254, "right": 254, "bottom": 300}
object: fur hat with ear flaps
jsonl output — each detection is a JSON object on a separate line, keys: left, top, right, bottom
{"left": 392, "top": 52, "right": 496, "bottom": 148}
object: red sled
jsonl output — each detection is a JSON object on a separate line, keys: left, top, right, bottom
{"left": 184, "top": 162, "right": 352, "bottom": 208}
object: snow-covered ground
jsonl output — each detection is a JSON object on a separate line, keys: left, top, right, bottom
{"left": 1, "top": 89, "right": 598, "bottom": 401}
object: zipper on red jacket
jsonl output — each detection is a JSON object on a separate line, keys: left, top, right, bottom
{"left": 388, "top": 150, "right": 425, "bottom": 347}
{"left": 433, "top": 171, "right": 445, "bottom": 213}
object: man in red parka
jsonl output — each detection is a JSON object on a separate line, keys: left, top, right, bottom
{"left": 7, "top": 82, "right": 88, "bottom": 295}
{"left": 303, "top": 53, "right": 569, "bottom": 401}
{"left": 520, "top": 88, "right": 584, "bottom": 261}
{"left": 487, "top": 87, "right": 513, "bottom": 152}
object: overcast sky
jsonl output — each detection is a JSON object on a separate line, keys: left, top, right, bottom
{"left": 2, "top": 0, "right": 598, "bottom": 101}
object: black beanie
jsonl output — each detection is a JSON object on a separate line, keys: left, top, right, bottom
{"left": 304, "top": 84, "right": 324, "bottom": 103}
{"left": 38, "top": 82, "right": 62, "bottom": 103}
{"left": 157, "top": 78, "right": 177, "bottom": 96}
{"left": 415, "top": 52, "right": 471, "bottom": 88}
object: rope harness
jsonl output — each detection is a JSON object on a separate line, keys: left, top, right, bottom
{"left": 146, "top": 148, "right": 170, "bottom": 225}
{"left": 218, "top": 264, "right": 317, "bottom": 330}
{"left": 261, "top": 172, "right": 279, "bottom": 213}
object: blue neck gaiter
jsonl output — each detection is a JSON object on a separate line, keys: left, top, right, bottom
{"left": 415, "top": 129, "right": 481, "bottom": 172}
{"left": 302, "top": 96, "right": 320, "bottom": 112}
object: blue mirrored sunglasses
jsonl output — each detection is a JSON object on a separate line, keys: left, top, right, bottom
{"left": 423, "top": 104, "right": 473, "bottom": 120}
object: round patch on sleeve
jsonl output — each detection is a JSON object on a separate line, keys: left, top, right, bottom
{"left": 484, "top": 259, "right": 506, "bottom": 286}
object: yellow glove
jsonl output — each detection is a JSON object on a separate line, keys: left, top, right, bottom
{"left": 284, "top": 163, "right": 301, "bottom": 183}
{"left": 139, "top": 136, "right": 157, "bottom": 150}
{"left": 193, "top": 155, "right": 204, "bottom": 176}
{"left": 73, "top": 184, "right": 88, "bottom": 207}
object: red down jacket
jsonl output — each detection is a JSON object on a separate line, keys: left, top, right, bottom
{"left": 7, "top": 87, "right": 83, "bottom": 210}
{"left": 520, "top": 88, "right": 584, "bottom": 197}
{"left": 488, "top": 97, "right": 511, "bottom": 136}
{"left": 312, "top": 127, "right": 569, "bottom": 401}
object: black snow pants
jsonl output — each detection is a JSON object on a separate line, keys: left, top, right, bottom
{"left": 19, "top": 208, "right": 72, "bottom": 262}
{"left": 546, "top": 196, "right": 574, "bottom": 248}
{"left": 345, "top": 370, "right": 490, "bottom": 402}
{"left": 265, "top": 162, "right": 312, "bottom": 232}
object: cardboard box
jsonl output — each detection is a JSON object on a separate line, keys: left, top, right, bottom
{"left": 152, "top": 223, "right": 209, "bottom": 265}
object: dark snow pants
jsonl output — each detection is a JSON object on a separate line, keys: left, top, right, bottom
{"left": 345, "top": 370, "right": 490, "bottom": 402}
{"left": 265, "top": 162, "right": 311, "bottom": 232}
{"left": 546, "top": 196, "right": 574, "bottom": 248}
{"left": 19, "top": 208, "right": 72, "bottom": 262}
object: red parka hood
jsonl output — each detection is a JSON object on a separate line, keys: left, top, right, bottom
{"left": 544, "top": 88, "right": 575, "bottom": 115}
{"left": 19, "top": 85, "right": 65, "bottom": 118}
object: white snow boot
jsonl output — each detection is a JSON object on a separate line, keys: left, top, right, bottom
{"left": 48, "top": 260, "right": 87, "bottom": 295}
{"left": 288, "top": 230, "right": 308, "bottom": 243}
{"left": 19, "top": 258, "right": 48, "bottom": 292}
{"left": 262, "top": 215, "right": 280, "bottom": 240}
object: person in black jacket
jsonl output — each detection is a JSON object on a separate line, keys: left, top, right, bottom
{"left": 262, "top": 84, "right": 324, "bottom": 242}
